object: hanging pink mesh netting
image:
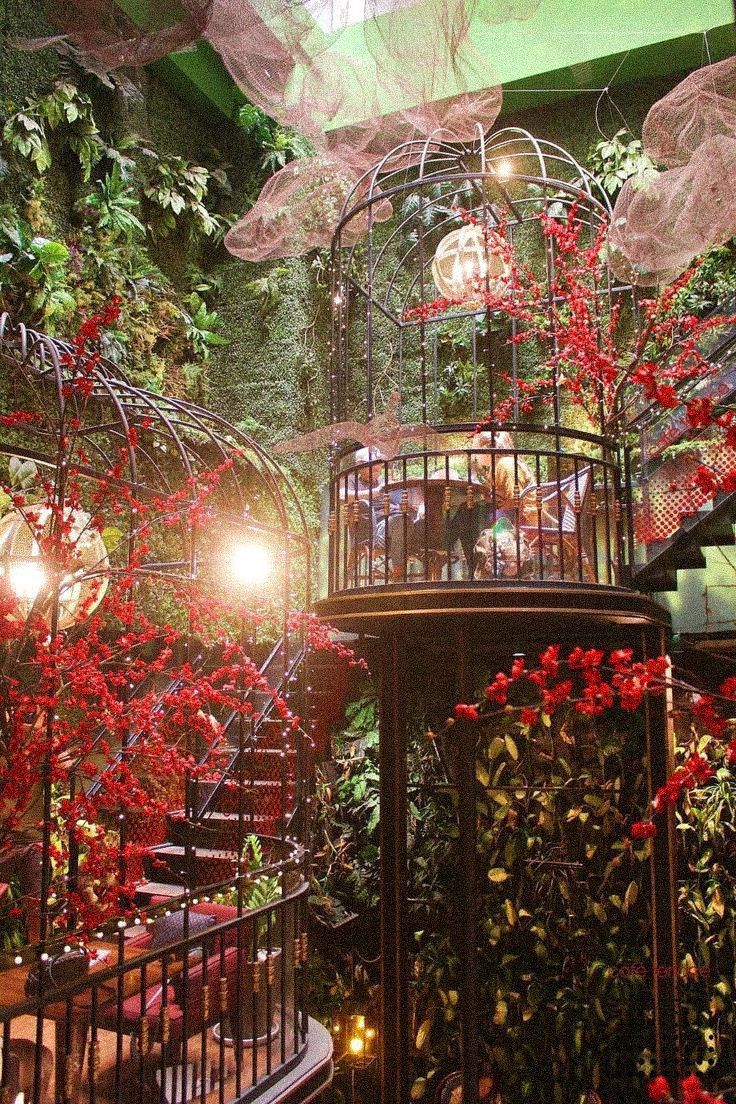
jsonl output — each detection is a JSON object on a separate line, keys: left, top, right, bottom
{"left": 46, "top": 0, "right": 543, "bottom": 259}
{"left": 643, "top": 55, "right": 736, "bottom": 168}
{"left": 226, "top": 79, "right": 506, "bottom": 258}
{"left": 48, "top": 1, "right": 212, "bottom": 69}
{"left": 609, "top": 137, "right": 736, "bottom": 286}
{"left": 224, "top": 155, "right": 393, "bottom": 261}
{"left": 610, "top": 57, "right": 736, "bottom": 286}
{"left": 400, "top": 87, "right": 505, "bottom": 145}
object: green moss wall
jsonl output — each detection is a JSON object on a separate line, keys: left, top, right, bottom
{"left": 0, "top": 0, "right": 330, "bottom": 526}
{"left": 503, "top": 74, "right": 679, "bottom": 175}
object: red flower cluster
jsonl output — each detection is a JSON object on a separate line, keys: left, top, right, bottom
{"left": 648, "top": 1073, "right": 725, "bottom": 1103}
{"left": 454, "top": 703, "right": 480, "bottom": 722}
{"left": 0, "top": 303, "right": 350, "bottom": 936}
{"left": 444, "top": 643, "right": 733, "bottom": 845}
{"left": 682, "top": 1074, "right": 726, "bottom": 1104}
{"left": 647, "top": 1076, "right": 672, "bottom": 1102}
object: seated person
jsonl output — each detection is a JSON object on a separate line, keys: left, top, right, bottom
{"left": 445, "top": 431, "right": 533, "bottom": 579}
{"left": 347, "top": 447, "right": 424, "bottom": 580}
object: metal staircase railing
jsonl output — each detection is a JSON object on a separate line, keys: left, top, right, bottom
{"left": 621, "top": 297, "right": 736, "bottom": 587}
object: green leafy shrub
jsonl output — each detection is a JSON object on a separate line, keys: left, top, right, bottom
{"left": 236, "top": 102, "right": 312, "bottom": 173}
{"left": 671, "top": 241, "right": 736, "bottom": 317}
{"left": 80, "top": 163, "right": 145, "bottom": 243}
{"left": 587, "top": 128, "right": 655, "bottom": 197}
{"left": 436, "top": 359, "right": 476, "bottom": 421}
{"left": 3, "top": 81, "right": 103, "bottom": 180}
{"left": 0, "top": 211, "right": 75, "bottom": 325}
{"left": 140, "top": 149, "right": 225, "bottom": 240}
{"left": 180, "top": 293, "right": 229, "bottom": 359}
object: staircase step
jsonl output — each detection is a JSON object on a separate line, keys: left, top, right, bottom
{"left": 634, "top": 492, "right": 736, "bottom": 592}
{"left": 135, "top": 880, "right": 186, "bottom": 905}
{"left": 145, "top": 844, "right": 238, "bottom": 889}
{"left": 219, "top": 745, "right": 296, "bottom": 767}
{"left": 192, "top": 777, "right": 293, "bottom": 817}
{"left": 639, "top": 570, "right": 678, "bottom": 593}
{"left": 698, "top": 515, "right": 736, "bottom": 547}
{"left": 670, "top": 545, "right": 707, "bottom": 571}
{"left": 167, "top": 810, "right": 280, "bottom": 849}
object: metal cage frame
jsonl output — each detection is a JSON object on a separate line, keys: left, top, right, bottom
{"left": 0, "top": 313, "right": 325, "bottom": 1104}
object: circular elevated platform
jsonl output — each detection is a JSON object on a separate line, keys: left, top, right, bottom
{"left": 314, "top": 581, "right": 670, "bottom": 640}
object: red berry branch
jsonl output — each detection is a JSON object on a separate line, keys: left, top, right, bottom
{"left": 449, "top": 644, "right": 735, "bottom": 843}
{"left": 0, "top": 301, "right": 359, "bottom": 939}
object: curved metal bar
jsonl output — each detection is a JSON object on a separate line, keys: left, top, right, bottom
{"left": 0, "top": 312, "right": 311, "bottom": 576}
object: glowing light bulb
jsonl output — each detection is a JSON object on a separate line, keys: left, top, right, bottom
{"left": 227, "top": 541, "right": 272, "bottom": 588}
{"left": 496, "top": 158, "right": 513, "bottom": 179}
{"left": 366, "top": 1027, "right": 376, "bottom": 1039}
{"left": 349, "top": 1036, "right": 364, "bottom": 1055}
{"left": 9, "top": 560, "right": 46, "bottom": 602}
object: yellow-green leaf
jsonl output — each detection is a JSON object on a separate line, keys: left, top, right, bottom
{"left": 504, "top": 735, "right": 519, "bottom": 761}
{"left": 415, "top": 1018, "right": 433, "bottom": 1052}
{"left": 623, "top": 881, "right": 638, "bottom": 913}
{"left": 488, "top": 868, "right": 510, "bottom": 883}
{"left": 476, "top": 763, "right": 490, "bottom": 786}
{"left": 710, "top": 887, "right": 725, "bottom": 919}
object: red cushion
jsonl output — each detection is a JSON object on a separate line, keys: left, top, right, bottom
{"left": 96, "top": 946, "right": 240, "bottom": 1046}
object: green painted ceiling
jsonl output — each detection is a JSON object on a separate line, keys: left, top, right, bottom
{"left": 145, "top": 0, "right": 735, "bottom": 126}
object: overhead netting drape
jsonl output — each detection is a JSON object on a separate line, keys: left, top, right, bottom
{"left": 49, "top": 1, "right": 214, "bottom": 68}
{"left": 609, "top": 56, "right": 736, "bottom": 286}
{"left": 47, "top": 0, "right": 535, "bottom": 260}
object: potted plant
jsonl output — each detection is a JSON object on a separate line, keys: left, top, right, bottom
{"left": 213, "top": 835, "right": 284, "bottom": 1047}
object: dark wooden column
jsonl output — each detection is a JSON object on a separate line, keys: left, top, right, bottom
{"left": 379, "top": 633, "right": 410, "bottom": 1104}
{"left": 643, "top": 627, "right": 682, "bottom": 1088}
{"left": 456, "top": 632, "right": 480, "bottom": 1104}
{"left": 456, "top": 718, "right": 480, "bottom": 1103}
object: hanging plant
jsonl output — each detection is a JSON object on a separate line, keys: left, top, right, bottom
{"left": 2, "top": 81, "right": 103, "bottom": 181}
{"left": 587, "top": 128, "right": 656, "bottom": 197}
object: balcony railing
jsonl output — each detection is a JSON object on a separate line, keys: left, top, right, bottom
{"left": 327, "top": 427, "right": 624, "bottom": 594}
{"left": 0, "top": 857, "right": 310, "bottom": 1104}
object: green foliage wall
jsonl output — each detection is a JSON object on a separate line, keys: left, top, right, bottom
{"left": 0, "top": 1, "right": 332, "bottom": 527}
{"left": 313, "top": 675, "right": 736, "bottom": 1104}
{"left": 502, "top": 76, "right": 679, "bottom": 174}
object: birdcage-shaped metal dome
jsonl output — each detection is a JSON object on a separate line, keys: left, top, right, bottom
{"left": 325, "top": 128, "right": 635, "bottom": 598}
{"left": 0, "top": 311, "right": 312, "bottom": 659}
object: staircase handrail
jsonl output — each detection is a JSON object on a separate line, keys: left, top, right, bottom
{"left": 194, "top": 634, "right": 309, "bottom": 822}
{"left": 81, "top": 650, "right": 208, "bottom": 795}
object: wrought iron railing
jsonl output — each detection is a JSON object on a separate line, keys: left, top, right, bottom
{"left": 0, "top": 855, "right": 310, "bottom": 1104}
{"left": 327, "top": 426, "right": 624, "bottom": 593}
